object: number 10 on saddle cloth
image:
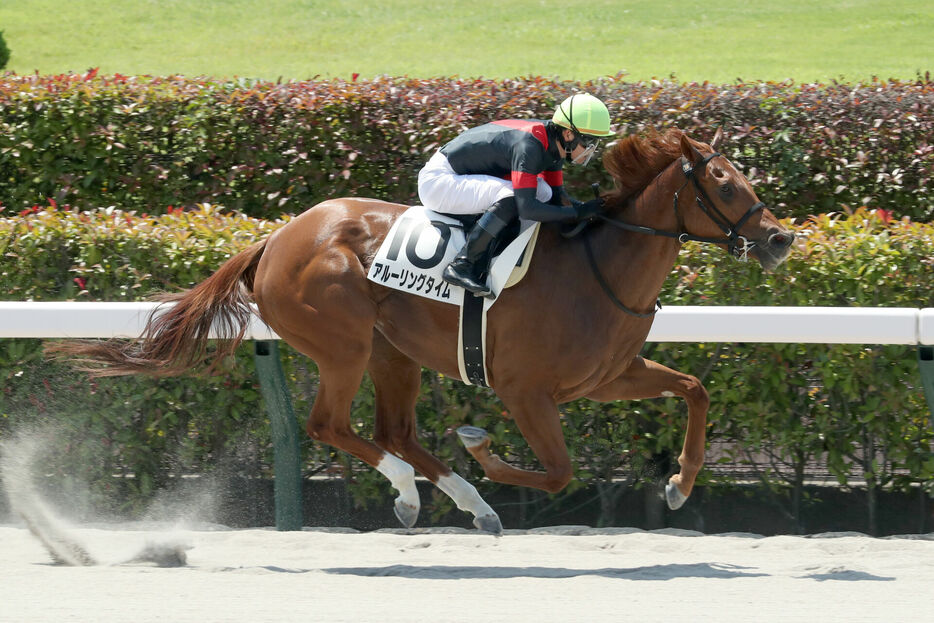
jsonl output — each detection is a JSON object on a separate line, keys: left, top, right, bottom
{"left": 366, "top": 205, "right": 539, "bottom": 305}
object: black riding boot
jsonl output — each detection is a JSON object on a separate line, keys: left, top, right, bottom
{"left": 442, "top": 197, "right": 516, "bottom": 298}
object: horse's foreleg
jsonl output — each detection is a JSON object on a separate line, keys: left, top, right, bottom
{"left": 588, "top": 356, "right": 710, "bottom": 509}
{"left": 368, "top": 333, "right": 500, "bottom": 533}
{"left": 459, "top": 393, "right": 573, "bottom": 494}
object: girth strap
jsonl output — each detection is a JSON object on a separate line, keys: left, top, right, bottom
{"left": 460, "top": 293, "right": 488, "bottom": 386}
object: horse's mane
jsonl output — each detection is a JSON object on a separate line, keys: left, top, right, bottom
{"left": 602, "top": 128, "right": 688, "bottom": 204}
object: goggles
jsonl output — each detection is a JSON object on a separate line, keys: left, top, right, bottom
{"left": 578, "top": 133, "right": 599, "bottom": 148}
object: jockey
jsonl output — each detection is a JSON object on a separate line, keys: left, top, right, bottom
{"left": 417, "top": 92, "right": 614, "bottom": 298}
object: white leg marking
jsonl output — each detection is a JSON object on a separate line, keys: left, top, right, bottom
{"left": 436, "top": 472, "right": 496, "bottom": 519}
{"left": 376, "top": 453, "right": 420, "bottom": 509}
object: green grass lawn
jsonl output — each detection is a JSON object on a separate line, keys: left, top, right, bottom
{"left": 1, "top": 0, "right": 931, "bottom": 83}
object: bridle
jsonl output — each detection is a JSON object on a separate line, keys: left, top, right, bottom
{"left": 674, "top": 152, "right": 766, "bottom": 258}
{"left": 568, "top": 151, "right": 767, "bottom": 317}
{"left": 597, "top": 151, "right": 766, "bottom": 257}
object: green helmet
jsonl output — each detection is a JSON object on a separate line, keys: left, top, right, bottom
{"left": 552, "top": 93, "right": 615, "bottom": 137}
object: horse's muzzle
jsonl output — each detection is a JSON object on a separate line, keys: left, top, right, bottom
{"left": 753, "top": 227, "right": 795, "bottom": 271}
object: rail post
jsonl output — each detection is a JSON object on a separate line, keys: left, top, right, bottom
{"left": 919, "top": 346, "right": 934, "bottom": 431}
{"left": 253, "top": 340, "right": 303, "bottom": 530}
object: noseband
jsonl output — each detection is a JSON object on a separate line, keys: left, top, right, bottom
{"left": 569, "top": 151, "right": 766, "bottom": 317}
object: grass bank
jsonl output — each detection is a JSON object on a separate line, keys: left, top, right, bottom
{"left": 1, "top": 0, "right": 931, "bottom": 82}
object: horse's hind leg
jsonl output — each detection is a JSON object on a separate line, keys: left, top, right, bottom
{"left": 312, "top": 363, "right": 423, "bottom": 525}
{"left": 368, "top": 332, "right": 501, "bottom": 533}
{"left": 587, "top": 356, "right": 710, "bottom": 510}
{"left": 278, "top": 327, "right": 421, "bottom": 528}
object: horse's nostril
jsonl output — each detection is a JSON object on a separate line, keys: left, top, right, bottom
{"left": 769, "top": 232, "right": 795, "bottom": 248}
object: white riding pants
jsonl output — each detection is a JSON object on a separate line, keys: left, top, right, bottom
{"left": 417, "top": 151, "right": 552, "bottom": 215}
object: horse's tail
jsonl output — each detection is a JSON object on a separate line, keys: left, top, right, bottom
{"left": 47, "top": 240, "right": 268, "bottom": 377}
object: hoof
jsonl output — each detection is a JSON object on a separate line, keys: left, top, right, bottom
{"left": 393, "top": 499, "right": 419, "bottom": 528}
{"left": 473, "top": 513, "right": 503, "bottom": 535}
{"left": 456, "top": 425, "right": 489, "bottom": 449}
{"left": 665, "top": 482, "right": 688, "bottom": 510}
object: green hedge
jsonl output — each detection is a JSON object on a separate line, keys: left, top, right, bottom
{"left": 1, "top": 72, "right": 931, "bottom": 222}
{"left": 1, "top": 206, "right": 932, "bottom": 531}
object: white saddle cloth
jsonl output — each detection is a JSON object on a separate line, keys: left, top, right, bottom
{"left": 367, "top": 205, "right": 540, "bottom": 305}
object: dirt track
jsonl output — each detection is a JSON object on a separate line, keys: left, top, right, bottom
{"left": 3, "top": 523, "right": 933, "bottom": 622}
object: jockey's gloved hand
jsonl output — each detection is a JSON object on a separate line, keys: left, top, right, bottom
{"left": 574, "top": 197, "right": 604, "bottom": 220}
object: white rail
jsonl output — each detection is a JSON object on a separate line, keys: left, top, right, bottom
{"left": 0, "top": 302, "right": 932, "bottom": 345}
{"left": 0, "top": 302, "right": 278, "bottom": 340}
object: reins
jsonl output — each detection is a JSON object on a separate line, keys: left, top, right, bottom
{"left": 567, "top": 151, "right": 766, "bottom": 317}
{"left": 580, "top": 233, "right": 662, "bottom": 318}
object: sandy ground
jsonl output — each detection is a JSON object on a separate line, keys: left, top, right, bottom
{"left": 3, "top": 433, "right": 933, "bottom": 622}
{"left": 2, "top": 522, "right": 933, "bottom": 623}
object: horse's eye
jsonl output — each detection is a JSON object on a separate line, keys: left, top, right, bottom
{"left": 719, "top": 184, "right": 733, "bottom": 197}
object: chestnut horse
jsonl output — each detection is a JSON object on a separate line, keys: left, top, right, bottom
{"left": 53, "top": 128, "right": 794, "bottom": 534}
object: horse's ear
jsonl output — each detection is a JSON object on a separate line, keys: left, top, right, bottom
{"left": 679, "top": 132, "right": 706, "bottom": 165}
{"left": 710, "top": 127, "right": 723, "bottom": 150}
